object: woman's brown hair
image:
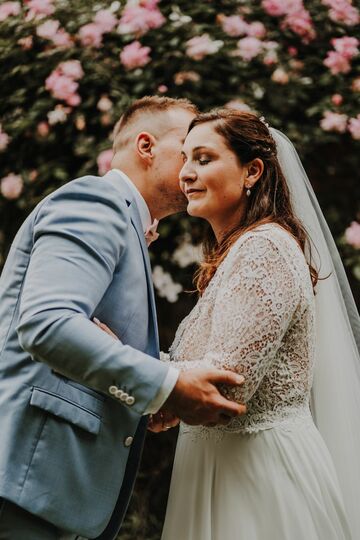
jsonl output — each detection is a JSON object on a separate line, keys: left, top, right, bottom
{"left": 189, "top": 109, "right": 319, "bottom": 296}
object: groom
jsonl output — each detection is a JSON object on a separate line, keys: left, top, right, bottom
{"left": 0, "top": 96, "right": 245, "bottom": 540}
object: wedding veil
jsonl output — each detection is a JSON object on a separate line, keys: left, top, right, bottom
{"left": 270, "top": 128, "right": 360, "bottom": 538}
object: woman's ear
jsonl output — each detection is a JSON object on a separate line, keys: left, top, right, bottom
{"left": 136, "top": 132, "right": 156, "bottom": 166}
{"left": 246, "top": 158, "right": 264, "bottom": 187}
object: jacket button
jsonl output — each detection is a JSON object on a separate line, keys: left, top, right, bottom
{"left": 126, "top": 396, "right": 135, "bottom": 406}
{"left": 124, "top": 436, "right": 133, "bottom": 447}
{"left": 120, "top": 393, "right": 128, "bottom": 402}
{"left": 115, "top": 389, "right": 124, "bottom": 399}
{"left": 109, "top": 385, "right": 118, "bottom": 395}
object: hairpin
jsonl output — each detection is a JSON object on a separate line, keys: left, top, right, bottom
{"left": 259, "top": 116, "right": 270, "bottom": 128}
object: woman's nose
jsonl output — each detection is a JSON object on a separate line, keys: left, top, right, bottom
{"left": 179, "top": 164, "right": 197, "bottom": 184}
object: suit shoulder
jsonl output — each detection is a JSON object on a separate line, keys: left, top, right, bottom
{"left": 40, "top": 175, "right": 130, "bottom": 220}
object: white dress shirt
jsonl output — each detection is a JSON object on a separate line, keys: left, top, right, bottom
{"left": 111, "top": 169, "right": 179, "bottom": 415}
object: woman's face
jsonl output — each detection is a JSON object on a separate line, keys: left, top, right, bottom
{"left": 179, "top": 122, "right": 251, "bottom": 237}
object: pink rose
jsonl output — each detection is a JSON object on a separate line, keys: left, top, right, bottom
{"left": 37, "top": 122, "right": 50, "bottom": 136}
{"left": 0, "top": 173, "right": 23, "bottom": 200}
{"left": 174, "top": 71, "right": 201, "bottom": 85}
{"left": 185, "top": 34, "right": 223, "bottom": 61}
{"left": 345, "top": 221, "right": 360, "bottom": 249}
{"left": 67, "top": 94, "right": 81, "bottom": 107}
{"left": 0, "top": 125, "right": 10, "bottom": 151}
{"left": 120, "top": 41, "right": 151, "bottom": 70}
{"left": 36, "top": 20, "right": 72, "bottom": 48}
{"left": 331, "top": 94, "right": 343, "bottom": 106}
{"left": 271, "top": 67, "right": 289, "bottom": 84}
{"left": 237, "top": 36, "right": 263, "bottom": 61}
{"left": 97, "top": 96, "right": 113, "bottom": 112}
{"left": 45, "top": 71, "right": 80, "bottom": 105}
{"left": 118, "top": 5, "right": 165, "bottom": 36}
{"left": 320, "top": 111, "right": 348, "bottom": 133}
{"left": 36, "top": 19, "right": 60, "bottom": 39}
{"left": 329, "top": 5, "right": 359, "bottom": 26}
{"left": 283, "top": 9, "right": 316, "bottom": 42}
{"left": 94, "top": 9, "right": 118, "bottom": 33}
{"left": 332, "top": 36, "right": 359, "bottom": 59}
{"left": 0, "top": 1, "right": 21, "bottom": 22}
{"left": 220, "top": 15, "right": 248, "bottom": 37}
{"left": 247, "top": 21, "right": 267, "bottom": 38}
{"left": 79, "top": 23, "right": 103, "bottom": 48}
{"left": 97, "top": 149, "right": 113, "bottom": 176}
{"left": 322, "top": 0, "right": 360, "bottom": 26}
{"left": 351, "top": 77, "right": 360, "bottom": 92}
{"left": 348, "top": 115, "right": 360, "bottom": 140}
{"left": 262, "top": 0, "right": 288, "bottom": 17}
{"left": 263, "top": 41, "right": 279, "bottom": 65}
{"left": 27, "top": 0, "right": 55, "bottom": 18}
{"left": 52, "top": 29, "right": 72, "bottom": 48}
{"left": 324, "top": 51, "right": 351, "bottom": 74}
{"left": 288, "top": 46, "right": 298, "bottom": 56}
{"left": 225, "top": 99, "right": 252, "bottom": 112}
{"left": 59, "top": 60, "right": 84, "bottom": 80}
{"left": 18, "top": 36, "right": 33, "bottom": 49}
{"left": 142, "top": 0, "right": 160, "bottom": 9}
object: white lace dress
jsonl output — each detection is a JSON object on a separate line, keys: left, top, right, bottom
{"left": 160, "top": 224, "right": 351, "bottom": 540}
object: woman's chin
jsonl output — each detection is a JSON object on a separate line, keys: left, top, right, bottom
{"left": 186, "top": 202, "right": 204, "bottom": 217}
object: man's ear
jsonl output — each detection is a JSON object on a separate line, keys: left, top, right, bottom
{"left": 136, "top": 132, "right": 156, "bottom": 166}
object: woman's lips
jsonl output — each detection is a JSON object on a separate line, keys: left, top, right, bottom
{"left": 186, "top": 189, "right": 205, "bottom": 197}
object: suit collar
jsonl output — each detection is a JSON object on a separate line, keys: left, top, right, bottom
{"left": 110, "top": 169, "right": 152, "bottom": 232}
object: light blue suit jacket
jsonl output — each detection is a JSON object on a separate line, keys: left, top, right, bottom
{"left": 0, "top": 171, "right": 170, "bottom": 538}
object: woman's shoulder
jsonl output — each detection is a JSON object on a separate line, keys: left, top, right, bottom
{"left": 226, "top": 223, "right": 308, "bottom": 280}
{"left": 231, "top": 222, "right": 304, "bottom": 258}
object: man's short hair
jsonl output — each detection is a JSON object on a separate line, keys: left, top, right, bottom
{"left": 113, "top": 96, "right": 198, "bottom": 151}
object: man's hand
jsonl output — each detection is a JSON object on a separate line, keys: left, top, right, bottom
{"left": 163, "top": 368, "right": 246, "bottom": 426}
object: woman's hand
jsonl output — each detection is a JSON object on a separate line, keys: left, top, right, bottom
{"left": 93, "top": 317, "right": 119, "bottom": 340}
{"left": 148, "top": 410, "right": 180, "bottom": 433}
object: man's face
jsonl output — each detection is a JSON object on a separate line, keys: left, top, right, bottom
{"left": 152, "top": 108, "right": 196, "bottom": 214}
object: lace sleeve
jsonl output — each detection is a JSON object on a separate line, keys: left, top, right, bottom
{"left": 160, "top": 350, "right": 210, "bottom": 370}
{"left": 203, "top": 232, "right": 301, "bottom": 403}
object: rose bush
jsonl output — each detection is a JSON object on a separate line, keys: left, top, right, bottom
{"left": 0, "top": 1, "right": 359, "bottom": 536}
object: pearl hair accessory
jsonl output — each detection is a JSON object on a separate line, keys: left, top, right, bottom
{"left": 259, "top": 116, "right": 270, "bottom": 128}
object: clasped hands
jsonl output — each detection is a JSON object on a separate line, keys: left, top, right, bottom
{"left": 93, "top": 318, "right": 246, "bottom": 433}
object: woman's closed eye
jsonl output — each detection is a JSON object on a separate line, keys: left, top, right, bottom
{"left": 198, "top": 157, "right": 211, "bottom": 165}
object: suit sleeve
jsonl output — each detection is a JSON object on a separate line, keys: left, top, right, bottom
{"left": 16, "top": 178, "right": 170, "bottom": 416}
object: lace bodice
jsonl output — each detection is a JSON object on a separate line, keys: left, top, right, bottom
{"left": 162, "top": 224, "right": 316, "bottom": 438}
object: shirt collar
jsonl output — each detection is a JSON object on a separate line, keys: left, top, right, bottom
{"left": 111, "top": 168, "right": 152, "bottom": 232}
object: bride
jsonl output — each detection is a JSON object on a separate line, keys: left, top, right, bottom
{"left": 99, "top": 109, "right": 360, "bottom": 539}
{"left": 158, "top": 109, "right": 360, "bottom": 540}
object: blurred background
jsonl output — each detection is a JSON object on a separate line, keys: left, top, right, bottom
{"left": 0, "top": 0, "right": 359, "bottom": 538}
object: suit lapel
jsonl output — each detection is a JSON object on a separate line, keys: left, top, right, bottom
{"left": 129, "top": 203, "right": 160, "bottom": 355}
{"left": 104, "top": 170, "right": 160, "bottom": 355}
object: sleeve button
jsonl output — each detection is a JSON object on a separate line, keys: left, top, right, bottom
{"left": 124, "top": 436, "right": 133, "bottom": 447}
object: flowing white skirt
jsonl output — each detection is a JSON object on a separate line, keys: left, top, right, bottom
{"left": 161, "top": 415, "right": 351, "bottom": 540}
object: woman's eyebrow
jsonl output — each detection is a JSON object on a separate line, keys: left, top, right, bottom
{"left": 181, "top": 146, "right": 212, "bottom": 156}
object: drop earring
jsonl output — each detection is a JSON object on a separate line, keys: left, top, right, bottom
{"left": 246, "top": 186, "right": 251, "bottom": 197}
